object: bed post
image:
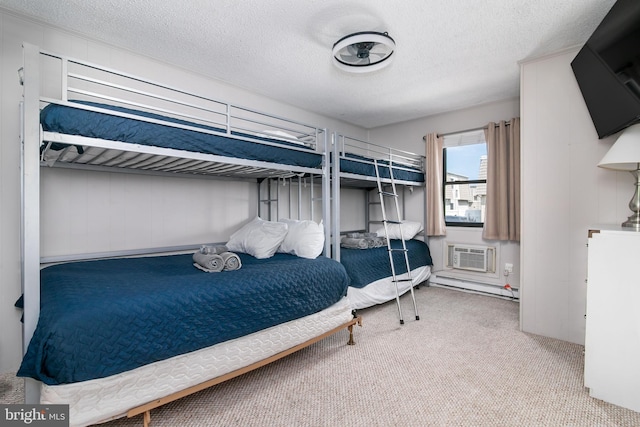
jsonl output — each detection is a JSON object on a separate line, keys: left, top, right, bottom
{"left": 20, "top": 42, "right": 42, "bottom": 404}
{"left": 331, "top": 132, "right": 341, "bottom": 261}
{"left": 321, "top": 129, "right": 331, "bottom": 257}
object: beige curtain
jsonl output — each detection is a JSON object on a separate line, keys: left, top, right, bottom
{"left": 482, "top": 118, "right": 520, "bottom": 242}
{"left": 425, "top": 133, "right": 446, "bottom": 236}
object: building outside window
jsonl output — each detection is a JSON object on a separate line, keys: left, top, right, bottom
{"left": 442, "top": 130, "right": 487, "bottom": 227}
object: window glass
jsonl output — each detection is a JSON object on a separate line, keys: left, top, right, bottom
{"left": 443, "top": 134, "right": 487, "bottom": 227}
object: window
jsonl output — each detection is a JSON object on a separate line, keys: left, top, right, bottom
{"left": 442, "top": 130, "right": 487, "bottom": 227}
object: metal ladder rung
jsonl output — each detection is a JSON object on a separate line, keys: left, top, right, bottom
{"left": 379, "top": 191, "right": 397, "bottom": 197}
{"left": 384, "top": 220, "right": 402, "bottom": 224}
{"left": 388, "top": 248, "right": 408, "bottom": 253}
{"left": 392, "top": 279, "right": 414, "bottom": 283}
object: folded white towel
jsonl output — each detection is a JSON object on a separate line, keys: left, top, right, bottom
{"left": 192, "top": 251, "right": 224, "bottom": 272}
{"left": 220, "top": 252, "right": 242, "bottom": 271}
{"left": 340, "top": 236, "right": 369, "bottom": 249}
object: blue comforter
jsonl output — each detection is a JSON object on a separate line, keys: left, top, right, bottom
{"left": 340, "top": 153, "right": 425, "bottom": 183}
{"left": 40, "top": 101, "right": 322, "bottom": 168}
{"left": 340, "top": 239, "right": 432, "bottom": 289}
{"left": 17, "top": 253, "right": 349, "bottom": 385}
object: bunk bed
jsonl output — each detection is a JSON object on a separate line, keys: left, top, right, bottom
{"left": 330, "top": 134, "right": 432, "bottom": 312}
{"left": 18, "top": 43, "right": 361, "bottom": 427}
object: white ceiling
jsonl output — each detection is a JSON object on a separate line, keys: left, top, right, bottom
{"left": 0, "top": 0, "right": 616, "bottom": 128}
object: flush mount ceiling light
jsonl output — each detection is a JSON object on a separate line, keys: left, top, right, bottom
{"left": 332, "top": 31, "right": 395, "bottom": 73}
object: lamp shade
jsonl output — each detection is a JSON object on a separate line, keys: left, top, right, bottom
{"left": 598, "top": 123, "right": 640, "bottom": 171}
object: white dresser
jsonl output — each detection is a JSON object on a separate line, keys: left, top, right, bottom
{"left": 585, "top": 227, "right": 640, "bottom": 412}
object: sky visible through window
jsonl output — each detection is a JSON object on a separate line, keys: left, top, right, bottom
{"left": 446, "top": 143, "right": 486, "bottom": 180}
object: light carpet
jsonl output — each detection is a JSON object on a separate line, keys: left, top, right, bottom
{"left": 2, "top": 286, "right": 639, "bottom": 426}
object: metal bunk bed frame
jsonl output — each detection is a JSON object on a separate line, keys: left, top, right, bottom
{"left": 19, "top": 43, "right": 335, "bottom": 406}
{"left": 330, "top": 132, "right": 427, "bottom": 262}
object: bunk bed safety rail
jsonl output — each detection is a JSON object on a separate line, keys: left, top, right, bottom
{"left": 37, "top": 49, "right": 322, "bottom": 153}
{"left": 335, "top": 134, "right": 424, "bottom": 172}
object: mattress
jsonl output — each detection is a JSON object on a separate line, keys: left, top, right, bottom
{"left": 339, "top": 239, "right": 433, "bottom": 289}
{"left": 40, "top": 101, "right": 322, "bottom": 168}
{"left": 347, "top": 265, "right": 431, "bottom": 310}
{"left": 40, "top": 297, "right": 354, "bottom": 427}
{"left": 339, "top": 153, "right": 424, "bottom": 183}
{"left": 18, "top": 252, "right": 349, "bottom": 386}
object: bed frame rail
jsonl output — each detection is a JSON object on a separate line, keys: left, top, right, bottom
{"left": 128, "top": 315, "right": 362, "bottom": 427}
{"left": 32, "top": 47, "right": 326, "bottom": 179}
{"left": 334, "top": 134, "right": 425, "bottom": 180}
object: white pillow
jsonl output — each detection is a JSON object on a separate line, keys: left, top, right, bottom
{"left": 375, "top": 221, "right": 423, "bottom": 240}
{"left": 277, "top": 218, "right": 325, "bottom": 259}
{"left": 226, "top": 217, "right": 288, "bottom": 259}
{"left": 261, "top": 129, "right": 304, "bottom": 144}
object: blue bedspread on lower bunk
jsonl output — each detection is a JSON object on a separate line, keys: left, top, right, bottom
{"left": 18, "top": 253, "right": 349, "bottom": 386}
{"left": 340, "top": 239, "right": 432, "bottom": 289}
{"left": 340, "top": 153, "right": 425, "bottom": 183}
{"left": 40, "top": 101, "right": 322, "bottom": 168}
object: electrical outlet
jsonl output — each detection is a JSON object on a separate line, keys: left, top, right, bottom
{"left": 505, "top": 263, "right": 513, "bottom": 273}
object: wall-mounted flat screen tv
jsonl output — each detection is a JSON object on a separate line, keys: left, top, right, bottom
{"left": 571, "top": 0, "right": 640, "bottom": 139}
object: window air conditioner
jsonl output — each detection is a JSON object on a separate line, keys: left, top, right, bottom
{"left": 446, "top": 244, "right": 496, "bottom": 273}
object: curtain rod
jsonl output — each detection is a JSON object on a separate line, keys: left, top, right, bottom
{"left": 423, "top": 122, "right": 512, "bottom": 141}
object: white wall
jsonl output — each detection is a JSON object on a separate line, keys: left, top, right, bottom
{"left": 520, "top": 47, "right": 627, "bottom": 345}
{"left": 39, "top": 169, "right": 258, "bottom": 257}
{"left": 369, "top": 99, "right": 521, "bottom": 291}
{"left": 0, "top": 10, "right": 367, "bottom": 373}
{"left": 368, "top": 97, "right": 520, "bottom": 154}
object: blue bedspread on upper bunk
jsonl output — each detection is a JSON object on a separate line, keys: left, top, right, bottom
{"left": 17, "top": 253, "right": 349, "bottom": 385}
{"left": 339, "top": 239, "right": 432, "bottom": 289}
{"left": 40, "top": 101, "right": 322, "bottom": 168}
{"left": 340, "top": 153, "right": 425, "bottom": 183}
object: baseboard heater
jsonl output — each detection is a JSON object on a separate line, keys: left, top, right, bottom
{"left": 430, "top": 275, "right": 519, "bottom": 300}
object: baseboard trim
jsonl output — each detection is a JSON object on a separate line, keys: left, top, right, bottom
{"left": 430, "top": 275, "right": 519, "bottom": 301}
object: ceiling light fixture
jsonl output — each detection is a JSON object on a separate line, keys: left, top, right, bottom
{"left": 332, "top": 31, "right": 395, "bottom": 73}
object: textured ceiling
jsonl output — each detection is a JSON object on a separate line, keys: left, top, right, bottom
{"left": 0, "top": 0, "right": 616, "bottom": 128}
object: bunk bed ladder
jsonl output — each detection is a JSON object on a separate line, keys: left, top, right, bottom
{"left": 373, "top": 160, "right": 419, "bottom": 325}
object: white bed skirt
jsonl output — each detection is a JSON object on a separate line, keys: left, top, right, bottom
{"left": 39, "top": 297, "right": 354, "bottom": 427}
{"left": 346, "top": 266, "right": 431, "bottom": 310}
